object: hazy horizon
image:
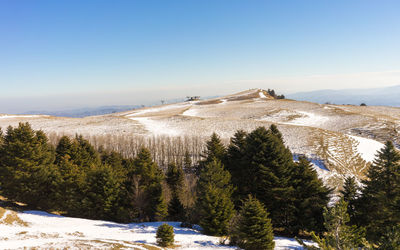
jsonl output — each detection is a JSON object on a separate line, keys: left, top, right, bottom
{"left": 1, "top": 0, "right": 400, "bottom": 113}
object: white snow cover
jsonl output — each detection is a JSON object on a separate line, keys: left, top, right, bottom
{"left": 126, "top": 103, "right": 191, "bottom": 117}
{"left": 126, "top": 103, "right": 192, "bottom": 136}
{"left": 0, "top": 209, "right": 310, "bottom": 249}
{"left": 275, "top": 237, "right": 315, "bottom": 250}
{"left": 130, "top": 117, "right": 180, "bottom": 137}
{"left": 259, "top": 91, "right": 267, "bottom": 98}
{"left": 347, "top": 135, "right": 384, "bottom": 162}
{"left": 283, "top": 111, "right": 329, "bottom": 127}
{"left": 182, "top": 108, "right": 199, "bottom": 117}
{"left": 259, "top": 110, "right": 329, "bottom": 127}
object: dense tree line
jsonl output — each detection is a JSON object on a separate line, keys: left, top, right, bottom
{"left": 0, "top": 123, "right": 167, "bottom": 222}
{"left": 1, "top": 122, "right": 399, "bottom": 249}
{"left": 267, "top": 89, "right": 285, "bottom": 99}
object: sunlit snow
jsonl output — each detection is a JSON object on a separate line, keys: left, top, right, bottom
{"left": 0, "top": 209, "right": 310, "bottom": 249}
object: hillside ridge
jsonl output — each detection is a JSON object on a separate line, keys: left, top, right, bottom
{"left": 1, "top": 88, "right": 399, "bottom": 188}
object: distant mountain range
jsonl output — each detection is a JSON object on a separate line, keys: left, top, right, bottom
{"left": 22, "top": 96, "right": 220, "bottom": 118}
{"left": 287, "top": 85, "right": 400, "bottom": 107}
{"left": 23, "top": 105, "right": 143, "bottom": 118}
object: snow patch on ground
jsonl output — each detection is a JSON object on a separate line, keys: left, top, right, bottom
{"left": 126, "top": 103, "right": 191, "bottom": 117}
{"left": 129, "top": 117, "right": 180, "bottom": 137}
{"left": 347, "top": 135, "right": 384, "bottom": 162}
{"left": 259, "top": 110, "right": 329, "bottom": 127}
{"left": 126, "top": 103, "right": 193, "bottom": 136}
{"left": 283, "top": 111, "right": 329, "bottom": 127}
{"left": 275, "top": 237, "right": 315, "bottom": 249}
{"left": 259, "top": 110, "right": 298, "bottom": 122}
{"left": 182, "top": 108, "right": 199, "bottom": 117}
{"left": 0, "top": 209, "right": 310, "bottom": 249}
{"left": 259, "top": 91, "right": 267, "bottom": 98}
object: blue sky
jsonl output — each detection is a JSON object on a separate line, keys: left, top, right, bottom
{"left": 1, "top": 0, "right": 400, "bottom": 112}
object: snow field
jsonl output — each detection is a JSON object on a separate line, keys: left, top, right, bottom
{"left": 126, "top": 103, "right": 192, "bottom": 117}
{"left": 0, "top": 209, "right": 309, "bottom": 249}
{"left": 182, "top": 108, "right": 199, "bottom": 117}
{"left": 129, "top": 117, "right": 182, "bottom": 137}
{"left": 259, "top": 110, "right": 329, "bottom": 127}
{"left": 347, "top": 135, "right": 384, "bottom": 162}
{"left": 282, "top": 111, "right": 329, "bottom": 127}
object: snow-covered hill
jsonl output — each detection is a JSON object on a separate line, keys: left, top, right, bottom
{"left": 0, "top": 207, "right": 309, "bottom": 249}
{"left": 0, "top": 89, "right": 398, "bottom": 188}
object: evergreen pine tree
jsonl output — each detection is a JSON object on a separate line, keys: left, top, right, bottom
{"left": 196, "top": 159, "right": 234, "bottom": 236}
{"left": 101, "top": 151, "right": 124, "bottom": 170}
{"left": 358, "top": 141, "right": 400, "bottom": 241}
{"left": 0, "top": 123, "right": 58, "bottom": 208}
{"left": 55, "top": 136, "right": 73, "bottom": 164}
{"left": 340, "top": 176, "right": 359, "bottom": 224}
{"left": 298, "top": 198, "right": 369, "bottom": 250}
{"left": 269, "top": 124, "right": 283, "bottom": 141}
{"left": 149, "top": 181, "right": 168, "bottom": 221}
{"left": 204, "top": 132, "right": 226, "bottom": 162}
{"left": 80, "top": 163, "right": 125, "bottom": 221}
{"left": 166, "top": 162, "right": 184, "bottom": 194}
{"left": 70, "top": 135, "right": 100, "bottom": 168}
{"left": 166, "top": 163, "right": 185, "bottom": 221}
{"left": 231, "top": 195, "right": 275, "bottom": 250}
{"left": 292, "top": 156, "right": 331, "bottom": 234}
{"left": 100, "top": 151, "right": 127, "bottom": 180}
{"left": 197, "top": 133, "right": 226, "bottom": 174}
{"left": 133, "top": 147, "right": 167, "bottom": 221}
{"left": 378, "top": 224, "right": 400, "bottom": 249}
{"left": 168, "top": 195, "right": 185, "bottom": 221}
{"left": 156, "top": 223, "right": 175, "bottom": 247}
{"left": 244, "top": 126, "right": 296, "bottom": 231}
{"left": 225, "top": 126, "right": 330, "bottom": 235}
{"left": 56, "top": 155, "right": 86, "bottom": 214}
{"left": 225, "top": 130, "right": 248, "bottom": 206}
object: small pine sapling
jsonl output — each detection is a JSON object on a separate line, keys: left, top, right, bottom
{"left": 156, "top": 223, "right": 175, "bottom": 247}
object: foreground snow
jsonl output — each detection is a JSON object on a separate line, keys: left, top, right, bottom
{"left": 0, "top": 208, "right": 308, "bottom": 249}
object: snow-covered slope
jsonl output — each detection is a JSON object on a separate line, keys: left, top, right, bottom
{"left": 0, "top": 207, "right": 308, "bottom": 249}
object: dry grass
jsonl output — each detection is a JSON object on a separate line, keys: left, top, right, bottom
{"left": 197, "top": 99, "right": 222, "bottom": 105}
{"left": 0, "top": 208, "right": 29, "bottom": 226}
{"left": 2, "top": 212, "right": 29, "bottom": 226}
{"left": 66, "top": 231, "right": 85, "bottom": 237}
{"left": 0, "top": 207, "right": 6, "bottom": 219}
{"left": 227, "top": 92, "right": 261, "bottom": 101}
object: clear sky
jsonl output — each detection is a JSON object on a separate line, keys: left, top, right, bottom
{"left": 1, "top": 0, "right": 400, "bottom": 113}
